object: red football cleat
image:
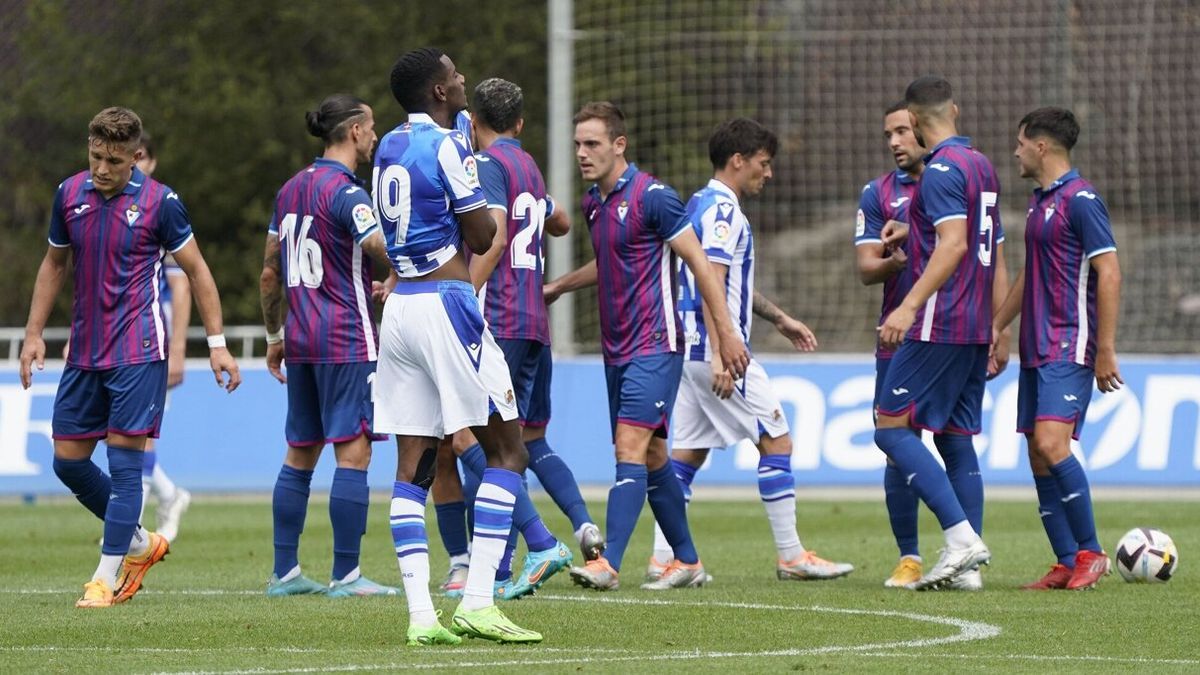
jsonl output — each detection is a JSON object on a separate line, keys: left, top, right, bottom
{"left": 1021, "top": 563, "right": 1073, "bottom": 590}
{"left": 1066, "top": 550, "right": 1110, "bottom": 590}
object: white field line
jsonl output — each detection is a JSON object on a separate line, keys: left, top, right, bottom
{"left": 22, "top": 592, "right": 998, "bottom": 674}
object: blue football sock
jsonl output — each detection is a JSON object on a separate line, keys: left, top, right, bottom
{"left": 670, "top": 458, "right": 698, "bottom": 502}
{"left": 526, "top": 437, "right": 592, "bottom": 530}
{"left": 1033, "top": 473, "right": 1078, "bottom": 566}
{"left": 52, "top": 457, "right": 111, "bottom": 520}
{"left": 330, "top": 467, "right": 369, "bottom": 581}
{"left": 462, "top": 442, "right": 553, "bottom": 556}
{"left": 142, "top": 449, "right": 156, "bottom": 479}
{"left": 434, "top": 501, "right": 470, "bottom": 558}
{"left": 602, "top": 462, "right": 648, "bottom": 571}
{"left": 1049, "top": 454, "right": 1100, "bottom": 553}
{"left": 883, "top": 461, "right": 920, "bottom": 558}
{"left": 647, "top": 463, "right": 698, "bottom": 565}
{"left": 101, "top": 446, "right": 144, "bottom": 556}
{"left": 875, "top": 427, "right": 967, "bottom": 531}
{"left": 935, "top": 433, "right": 984, "bottom": 535}
{"left": 272, "top": 465, "right": 313, "bottom": 578}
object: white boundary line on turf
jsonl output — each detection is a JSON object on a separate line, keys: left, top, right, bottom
{"left": 134, "top": 594, "right": 1001, "bottom": 675}
{"left": 856, "top": 652, "right": 1200, "bottom": 666}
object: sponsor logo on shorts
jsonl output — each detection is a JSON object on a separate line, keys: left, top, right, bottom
{"left": 772, "top": 409, "right": 782, "bottom": 421}
{"left": 1063, "top": 394, "right": 1079, "bottom": 402}
{"left": 505, "top": 389, "right": 514, "bottom": 405}
{"left": 892, "top": 387, "right": 909, "bottom": 395}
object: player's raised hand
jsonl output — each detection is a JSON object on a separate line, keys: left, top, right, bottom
{"left": 718, "top": 328, "right": 750, "bottom": 378}
{"left": 266, "top": 341, "right": 287, "bottom": 384}
{"left": 710, "top": 359, "right": 734, "bottom": 399}
{"left": 1095, "top": 348, "right": 1123, "bottom": 393}
{"left": 878, "top": 305, "right": 915, "bottom": 350}
{"left": 210, "top": 347, "right": 241, "bottom": 392}
{"left": 881, "top": 219, "right": 910, "bottom": 251}
{"left": 18, "top": 335, "right": 45, "bottom": 390}
{"left": 775, "top": 315, "right": 818, "bottom": 352}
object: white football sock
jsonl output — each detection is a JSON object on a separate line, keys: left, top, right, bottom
{"left": 944, "top": 520, "right": 981, "bottom": 550}
{"left": 150, "top": 464, "right": 177, "bottom": 503}
{"left": 461, "top": 481, "right": 517, "bottom": 612}
{"left": 93, "top": 554, "right": 124, "bottom": 588}
{"left": 763, "top": 495, "right": 804, "bottom": 561}
{"left": 651, "top": 521, "right": 673, "bottom": 563}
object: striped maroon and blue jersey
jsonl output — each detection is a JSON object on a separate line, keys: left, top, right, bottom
{"left": 906, "top": 136, "right": 1004, "bottom": 345}
{"left": 584, "top": 164, "right": 690, "bottom": 365}
{"left": 855, "top": 169, "right": 919, "bottom": 359}
{"left": 476, "top": 138, "right": 554, "bottom": 344}
{"left": 1020, "top": 170, "right": 1117, "bottom": 369}
{"left": 269, "top": 158, "right": 380, "bottom": 364}
{"left": 49, "top": 167, "right": 193, "bottom": 370}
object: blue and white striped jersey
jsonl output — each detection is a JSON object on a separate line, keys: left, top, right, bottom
{"left": 678, "top": 178, "right": 754, "bottom": 362}
{"left": 372, "top": 112, "right": 486, "bottom": 278}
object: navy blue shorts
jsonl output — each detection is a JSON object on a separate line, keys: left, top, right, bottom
{"left": 873, "top": 355, "right": 894, "bottom": 411}
{"left": 53, "top": 361, "right": 167, "bottom": 440}
{"left": 496, "top": 338, "right": 552, "bottom": 427}
{"left": 1017, "top": 362, "right": 1095, "bottom": 441}
{"left": 286, "top": 362, "right": 387, "bottom": 447}
{"left": 877, "top": 342, "right": 988, "bottom": 434}
{"left": 603, "top": 353, "right": 683, "bottom": 440}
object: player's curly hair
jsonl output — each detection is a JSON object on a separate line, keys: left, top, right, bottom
{"left": 88, "top": 107, "right": 142, "bottom": 149}
{"left": 473, "top": 78, "right": 523, "bottom": 134}
{"left": 709, "top": 118, "right": 778, "bottom": 170}
{"left": 305, "top": 94, "right": 368, "bottom": 145}
{"left": 390, "top": 47, "right": 446, "bottom": 113}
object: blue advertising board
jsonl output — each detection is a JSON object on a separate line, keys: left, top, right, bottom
{"left": 2, "top": 356, "right": 1198, "bottom": 493}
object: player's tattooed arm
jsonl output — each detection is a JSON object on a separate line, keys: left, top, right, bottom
{"left": 753, "top": 291, "right": 818, "bottom": 352}
{"left": 260, "top": 233, "right": 285, "bottom": 334}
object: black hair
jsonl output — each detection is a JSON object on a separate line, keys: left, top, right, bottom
{"left": 884, "top": 100, "right": 908, "bottom": 116}
{"left": 472, "top": 78, "right": 523, "bottom": 134}
{"left": 389, "top": 47, "right": 446, "bottom": 113}
{"left": 304, "top": 94, "right": 368, "bottom": 144}
{"left": 708, "top": 118, "right": 779, "bottom": 170}
{"left": 904, "top": 75, "right": 953, "bottom": 108}
{"left": 1019, "top": 106, "right": 1080, "bottom": 151}
{"left": 138, "top": 131, "right": 156, "bottom": 159}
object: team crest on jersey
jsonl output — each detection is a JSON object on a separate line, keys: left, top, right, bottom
{"left": 352, "top": 203, "right": 377, "bottom": 234}
{"left": 617, "top": 200, "right": 629, "bottom": 223}
{"left": 1044, "top": 204, "right": 1056, "bottom": 223}
{"left": 462, "top": 155, "right": 480, "bottom": 188}
{"left": 125, "top": 204, "right": 140, "bottom": 227}
{"left": 855, "top": 208, "right": 866, "bottom": 237}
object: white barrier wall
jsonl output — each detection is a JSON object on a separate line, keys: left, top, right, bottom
{"left": 3, "top": 356, "right": 1199, "bottom": 493}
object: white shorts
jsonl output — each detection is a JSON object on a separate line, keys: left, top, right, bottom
{"left": 373, "top": 280, "right": 518, "bottom": 438}
{"left": 671, "top": 359, "right": 789, "bottom": 449}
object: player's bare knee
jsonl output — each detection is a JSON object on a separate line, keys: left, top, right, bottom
{"left": 671, "top": 448, "right": 708, "bottom": 468}
{"left": 1030, "top": 428, "right": 1070, "bottom": 465}
{"left": 285, "top": 443, "right": 323, "bottom": 471}
{"left": 333, "top": 437, "right": 371, "bottom": 470}
{"left": 759, "top": 433, "right": 792, "bottom": 456}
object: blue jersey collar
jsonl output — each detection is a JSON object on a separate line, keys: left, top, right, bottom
{"left": 893, "top": 168, "right": 917, "bottom": 185}
{"left": 1034, "top": 168, "right": 1081, "bottom": 198}
{"left": 922, "top": 135, "right": 971, "bottom": 163}
{"left": 84, "top": 166, "right": 146, "bottom": 196}
{"left": 589, "top": 163, "right": 640, "bottom": 201}
{"left": 312, "top": 157, "right": 365, "bottom": 185}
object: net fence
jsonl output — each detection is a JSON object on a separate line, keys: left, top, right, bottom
{"left": 568, "top": 0, "right": 1200, "bottom": 355}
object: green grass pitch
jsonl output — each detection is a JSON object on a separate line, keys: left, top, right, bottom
{"left": 1, "top": 493, "right": 1196, "bottom": 673}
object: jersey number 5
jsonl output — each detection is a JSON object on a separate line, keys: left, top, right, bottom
{"left": 977, "top": 191, "right": 998, "bottom": 267}
{"left": 509, "top": 191, "right": 547, "bottom": 271}
{"left": 279, "top": 213, "right": 324, "bottom": 288}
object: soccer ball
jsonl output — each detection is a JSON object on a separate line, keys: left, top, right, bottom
{"left": 1114, "top": 528, "right": 1178, "bottom": 583}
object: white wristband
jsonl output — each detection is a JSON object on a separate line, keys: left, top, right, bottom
{"left": 265, "top": 328, "right": 284, "bottom": 345}
{"left": 206, "top": 334, "right": 227, "bottom": 350}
